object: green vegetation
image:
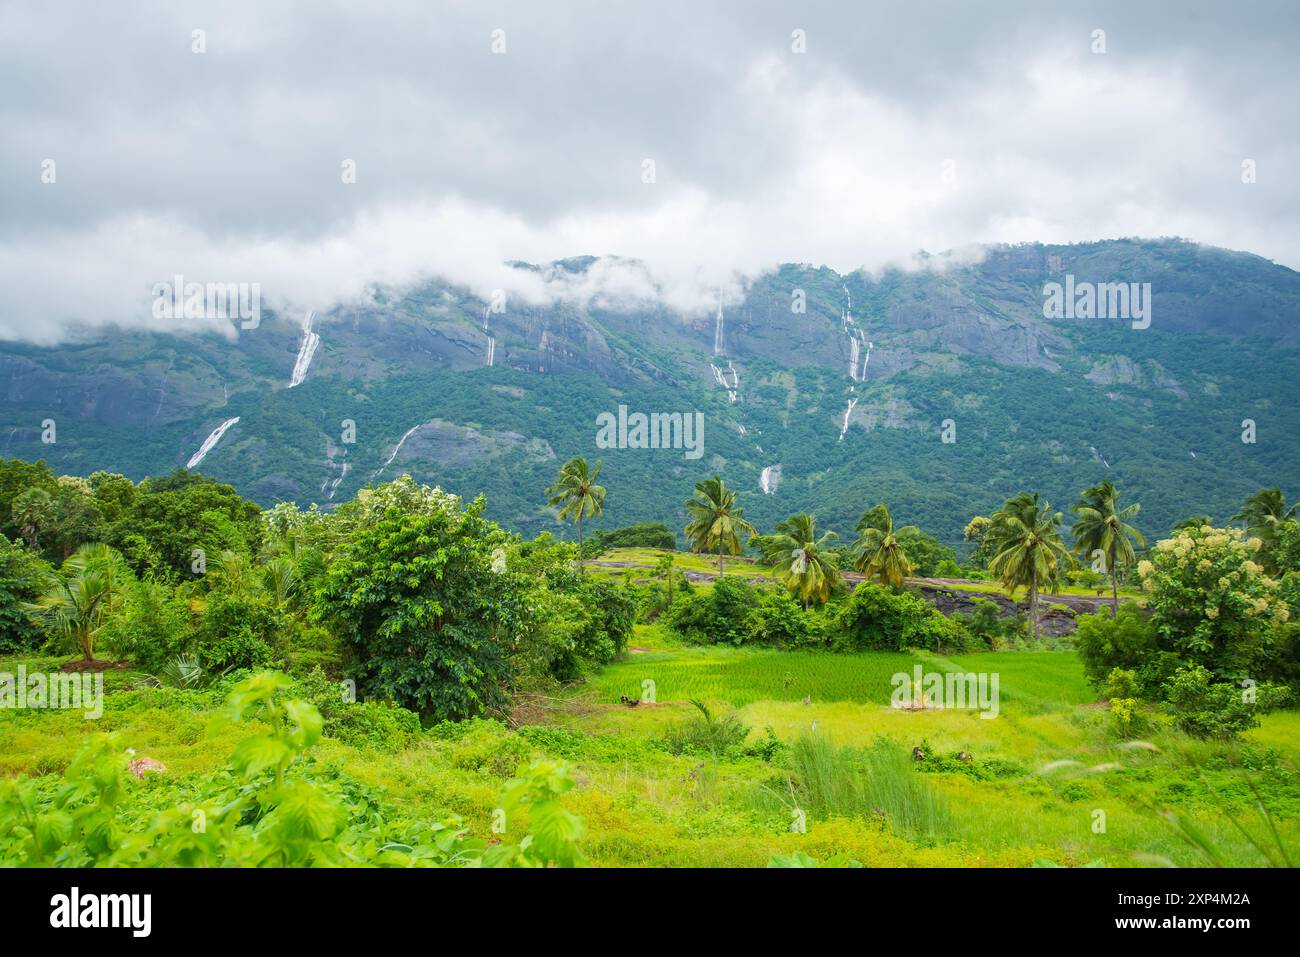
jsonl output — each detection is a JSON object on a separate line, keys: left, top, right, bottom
{"left": 1, "top": 456, "right": 1298, "bottom": 867}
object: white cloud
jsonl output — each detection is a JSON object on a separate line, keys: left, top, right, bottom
{"left": 1, "top": 1, "right": 1296, "bottom": 342}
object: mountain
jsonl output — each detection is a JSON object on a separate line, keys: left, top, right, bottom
{"left": 4, "top": 238, "right": 1299, "bottom": 551}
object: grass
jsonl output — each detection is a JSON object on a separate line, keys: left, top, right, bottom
{"left": 3, "top": 630, "right": 1298, "bottom": 868}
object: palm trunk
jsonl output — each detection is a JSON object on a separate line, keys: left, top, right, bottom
{"left": 1111, "top": 575, "right": 1119, "bottom": 618}
{"left": 718, "top": 538, "right": 724, "bottom": 577}
{"left": 577, "top": 512, "right": 584, "bottom": 575}
{"left": 1029, "top": 578, "right": 1039, "bottom": 642}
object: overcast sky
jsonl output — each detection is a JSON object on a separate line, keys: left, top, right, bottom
{"left": 2, "top": 0, "right": 1298, "bottom": 342}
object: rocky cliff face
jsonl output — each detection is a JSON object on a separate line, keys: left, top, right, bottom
{"left": 2, "top": 238, "right": 1298, "bottom": 542}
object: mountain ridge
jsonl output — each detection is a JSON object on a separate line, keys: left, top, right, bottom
{"left": 3, "top": 238, "right": 1298, "bottom": 547}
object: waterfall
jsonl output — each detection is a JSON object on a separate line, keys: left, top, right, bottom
{"left": 187, "top": 417, "right": 240, "bottom": 469}
{"left": 327, "top": 462, "right": 351, "bottom": 500}
{"left": 710, "top": 361, "right": 738, "bottom": 403}
{"left": 288, "top": 310, "right": 320, "bottom": 388}
{"left": 848, "top": 336, "right": 861, "bottom": 380}
{"left": 712, "top": 299, "right": 725, "bottom": 356}
{"left": 838, "top": 398, "right": 859, "bottom": 442}
{"left": 374, "top": 424, "right": 421, "bottom": 477}
{"left": 760, "top": 464, "right": 782, "bottom": 494}
{"left": 485, "top": 336, "right": 495, "bottom": 367}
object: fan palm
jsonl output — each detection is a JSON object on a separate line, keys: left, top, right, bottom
{"left": 25, "top": 544, "right": 124, "bottom": 660}
{"left": 683, "top": 476, "right": 756, "bottom": 576}
{"left": 761, "top": 514, "right": 840, "bottom": 609}
{"left": 1071, "top": 481, "right": 1145, "bottom": 616}
{"left": 988, "top": 493, "right": 1073, "bottom": 641}
{"left": 545, "top": 458, "right": 606, "bottom": 572}
{"left": 852, "top": 504, "right": 912, "bottom": 590}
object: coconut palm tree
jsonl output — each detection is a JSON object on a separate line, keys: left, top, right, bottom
{"left": 761, "top": 514, "right": 840, "bottom": 609}
{"left": 262, "top": 557, "right": 298, "bottom": 608}
{"left": 683, "top": 476, "right": 756, "bottom": 576}
{"left": 25, "top": 544, "right": 124, "bottom": 661}
{"left": 987, "top": 493, "right": 1073, "bottom": 641}
{"left": 545, "top": 458, "right": 606, "bottom": 572}
{"left": 1071, "top": 480, "right": 1145, "bottom": 616}
{"left": 1233, "top": 488, "right": 1296, "bottom": 542}
{"left": 852, "top": 504, "right": 912, "bottom": 590}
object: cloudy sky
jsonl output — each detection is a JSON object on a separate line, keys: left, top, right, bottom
{"left": 2, "top": 0, "right": 1298, "bottom": 342}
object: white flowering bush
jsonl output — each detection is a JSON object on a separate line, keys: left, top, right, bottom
{"left": 1138, "top": 525, "right": 1286, "bottom": 681}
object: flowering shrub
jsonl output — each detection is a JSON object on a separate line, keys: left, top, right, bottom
{"left": 1137, "top": 525, "right": 1287, "bottom": 682}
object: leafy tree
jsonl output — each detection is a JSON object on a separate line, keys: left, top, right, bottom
{"left": 760, "top": 513, "right": 840, "bottom": 608}
{"left": 963, "top": 516, "right": 996, "bottom": 568}
{"left": 87, "top": 471, "right": 137, "bottom": 525}
{"left": 313, "top": 482, "right": 514, "bottom": 721}
{"left": 683, "top": 476, "right": 756, "bottom": 576}
{"left": 1135, "top": 525, "right": 1287, "bottom": 683}
{"left": 1071, "top": 480, "right": 1145, "bottom": 616}
{"left": 588, "top": 522, "right": 676, "bottom": 553}
{"left": 106, "top": 470, "right": 262, "bottom": 580}
{"left": 545, "top": 457, "right": 605, "bottom": 572}
{"left": 987, "top": 492, "right": 1073, "bottom": 641}
{"left": 895, "top": 525, "right": 957, "bottom": 577}
{"left": 1173, "top": 515, "right": 1213, "bottom": 533}
{"left": 852, "top": 504, "right": 912, "bottom": 590}
{"left": 25, "top": 544, "right": 127, "bottom": 660}
{"left": 749, "top": 588, "right": 823, "bottom": 647}
{"left": 0, "top": 538, "right": 51, "bottom": 652}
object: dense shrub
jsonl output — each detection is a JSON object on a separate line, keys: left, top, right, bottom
{"left": 1162, "top": 665, "right": 1261, "bottom": 739}
{"left": 296, "top": 667, "right": 421, "bottom": 750}
{"left": 99, "top": 577, "right": 196, "bottom": 671}
{"left": 0, "top": 537, "right": 50, "bottom": 652}
{"left": 749, "top": 588, "right": 826, "bottom": 646}
{"left": 665, "top": 575, "right": 759, "bottom": 645}
{"left": 835, "top": 584, "right": 969, "bottom": 652}
{"left": 1073, "top": 604, "right": 1168, "bottom": 693}
{"left": 586, "top": 522, "right": 677, "bottom": 553}
{"left": 953, "top": 598, "right": 1025, "bottom": 650}
{"left": 195, "top": 590, "right": 281, "bottom": 671}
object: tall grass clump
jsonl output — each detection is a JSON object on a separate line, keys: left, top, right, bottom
{"left": 785, "top": 732, "right": 953, "bottom": 841}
